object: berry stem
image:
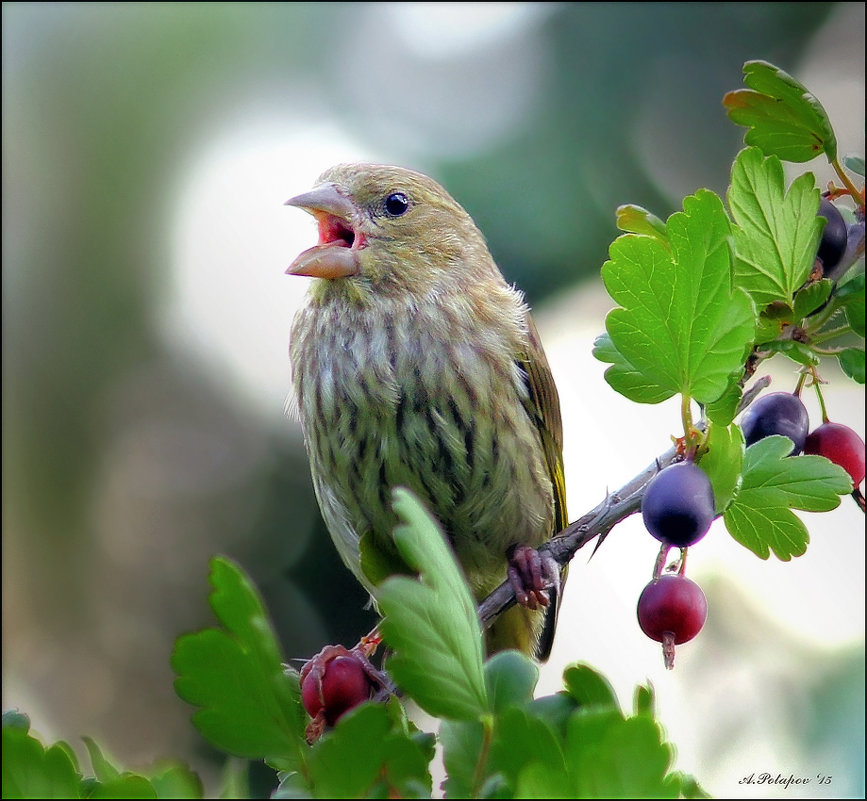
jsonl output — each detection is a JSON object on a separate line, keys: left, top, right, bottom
{"left": 662, "top": 632, "right": 676, "bottom": 670}
{"left": 653, "top": 542, "right": 672, "bottom": 581}
{"left": 811, "top": 374, "right": 831, "bottom": 424}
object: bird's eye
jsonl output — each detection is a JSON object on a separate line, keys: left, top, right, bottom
{"left": 383, "top": 192, "right": 410, "bottom": 217}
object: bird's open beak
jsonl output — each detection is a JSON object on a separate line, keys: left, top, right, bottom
{"left": 285, "top": 183, "right": 363, "bottom": 279}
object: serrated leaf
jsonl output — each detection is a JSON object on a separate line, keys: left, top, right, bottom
{"left": 88, "top": 775, "right": 158, "bottom": 799}
{"left": 592, "top": 333, "right": 674, "bottom": 404}
{"left": 147, "top": 761, "right": 203, "bottom": 799}
{"left": 308, "top": 704, "right": 432, "bottom": 799}
{"left": 723, "top": 436, "right": 852, "bottom": 560}
{"left": 526, "top": 693, "right": 579, "bottom": 739}
{"left": 81, "top": 737, "right": 120, "bottom": 784}
{"left": 485, "top": 651, "right": 539, "bottom": 714}
{"left": 563, "top": 663, "right": 620, "bottom": 710}
{"left": 723, "top": 60, "right": 837, "bottom": 162}
{"left": 376, "top": 489, "right": 488, "bottom": 721}
{"left": 838, "top": 348, "right": 865, "bottom": 384}
{"left": 615, "top": 204, "right": 669, "bottom": 243}
{"left": 728, "top": 147, "right": 823, "bottom": 308}
{"left": 171, "top": 557, "right": 306, "bottom": 771}
{"left": 699, "top": 423, "right": 744, "bottom": 513}
{"left": 794, "top": 280, "right": 833, "bottom": 319}
{"left": 633, "top": 683, "right": 655, "bottom": 717}
{"left": 564, "top": 710, "right": 677, "bottom": 799}
{"left": 488, "top": 708, "right": 566, "bottom": 793}
{"left": 601, "top": 190, "right": 756, "bottom": 405}
{"left": 2, "top": 725, "right": 82, "bottom": 799}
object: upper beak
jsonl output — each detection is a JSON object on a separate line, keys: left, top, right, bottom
{"left": 284, "top": 183, "right": 361, "bottom": 279}
{"left": 284, "top": 182, "right": 356, "bottom": 220}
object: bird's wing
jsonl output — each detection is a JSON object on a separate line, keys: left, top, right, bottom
{"left": 519, "top": 312, "right": 568, "bottom": 661}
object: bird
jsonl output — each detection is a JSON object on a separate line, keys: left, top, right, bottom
{"left": 285, "top": 163, "right": 567, "bottom": 659}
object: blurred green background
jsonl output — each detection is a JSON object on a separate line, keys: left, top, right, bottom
{"left": 3, "top": 2, "right": 864, "bottom": 797}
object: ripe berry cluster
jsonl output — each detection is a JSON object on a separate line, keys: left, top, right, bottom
{"left": 637, "top": 387, "right": 864, "bottom": 670}
{"left": 636, "top": 201, "right": 864, "bottom": 670}
{"left": 637, "top": 462, "right": 712, "bottom": 670}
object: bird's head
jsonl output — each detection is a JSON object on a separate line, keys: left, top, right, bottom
{"left": 285, "top": 163, "right": 494, "bottom": 295}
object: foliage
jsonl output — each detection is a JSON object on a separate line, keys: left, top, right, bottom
{"left": 3, "top": 59, "right": 863, "bottom": 799}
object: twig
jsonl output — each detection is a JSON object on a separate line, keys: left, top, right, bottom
{"left": 477, "top": 374, "right": 773, "bottom": 630}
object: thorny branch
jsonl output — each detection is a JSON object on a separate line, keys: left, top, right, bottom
{"left": 477, "top": 375, "right": 773, "bottom": 630}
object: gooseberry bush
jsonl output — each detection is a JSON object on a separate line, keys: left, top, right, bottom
{"left": 3, "top": 59, "right": 864, "bottom": 799}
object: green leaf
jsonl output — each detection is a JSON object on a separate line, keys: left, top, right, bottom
{"left": 526, "top": 693, "right": 579, "bottom": 739}
{"left": 484, "top": 651, "right": 539, "bottom": 714}
{"left": 633, "top": 683, "right": 655, "bottom": 717}
{"left": 699, "top": 422, "right": 745, "bottom": 514}
{"left": 728, "top": 147, "right": 823, "bottom": 308}
{"left": 488, "top": 708, "right": 566, "bottom": 794}
{"left": 723, "top": 436, "right": 853, "bottom": 560}
{"left": 723, "top": 60, "right": 837, "bottom": 162}
{"left": 835, "top": 272, "right": 865, "bottom": 337}
{"left": 838, "top": 348, "right": 865, "bottom": 384}
{"left": 2, "top": 711, "right": 31, "bottom": 732}
{"left": 844, "top": 154, "right": 865, "bottom": 177}
{"left": 794, "top": 280, "right": 833, "bottom": 319}
{"left": 440, "top": 719, "right": 486, "bottom": 800}
{"left": 514, "top": 761, "right": 574, "bottom": 799}
{"left": 307, "top": 704, "right": 432, "bottom": 799}
{"left": 704, "top": 373, "right": 743, "bottom": 427}
{"left": 147, "top": 762, "right": 203, "bottom": 800}
{"left": 668, "top": 771, "right": 712, "bottom": 799}
{"left": 763, "top": 339, "right": 820, "bottom": 367}
{"left": 564, "top": 710, "right": 677, "bottom": 799}
{"left": 601, "top": 190, "right": 755, "bottom": 405}
{"left": 376, "top": 489, "right": 489, "bottom": 721}
{"left": 88, "top": 775, "right": 158, "bottom": 799}
{"left": 562, "top": 663, "right": 620, "bottom": 711}
{"left": 2, "top": 725, "right": 82, "bottom": 799}
{"left": 82, "top": 737, "right": 120, "bottom": 784}
{"left": 615, "top": 204, "right": 669, "bottom": 243}
{"left": 591, "top": 333, "right": 674, "bottom": 405}
{"left": 171, "top": 556, "right": 306, "bottom": 771}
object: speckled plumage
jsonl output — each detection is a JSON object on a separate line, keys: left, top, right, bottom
{"left": 287, "top": 164, "right": 566, "bottom": 657}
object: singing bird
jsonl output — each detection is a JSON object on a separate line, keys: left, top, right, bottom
{"left": 286, "top": 164, "right": 566, "bottom": 659}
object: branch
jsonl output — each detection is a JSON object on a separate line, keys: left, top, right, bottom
{"left": 477, "top": 374, "right": 773, "bottom": 630}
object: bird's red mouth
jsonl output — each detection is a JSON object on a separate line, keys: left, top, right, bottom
{"left": 316, "top": 213, "right": 363, "bottom": 250}
{"left": 285, "top": 183, "right": 365, "bottom": 279}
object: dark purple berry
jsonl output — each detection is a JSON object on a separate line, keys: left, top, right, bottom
{"left": 816, "top": 198, "right": 848, "bottom": 277}
{"left": 740, "top": 392, "right": 810, "bottom": 456}
{"left": 642, "top": 462, "right": 715, "bottom": 547}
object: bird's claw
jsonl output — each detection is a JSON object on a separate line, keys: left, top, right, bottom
{"left": 507, "top": 544, "right": 559, "bottom": 611}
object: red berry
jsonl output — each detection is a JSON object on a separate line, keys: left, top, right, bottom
{"left": 804, "top": 422, "right": 865, "bottom": 486}
{"left": 301, "top": 651, "right": 373, "bottom": 725}
{"left": 638, "top": 574, "right": 707, "bottom": 669}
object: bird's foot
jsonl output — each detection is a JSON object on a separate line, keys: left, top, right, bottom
{"left": 506, "top": 544, "right": 559, "bottom": 611}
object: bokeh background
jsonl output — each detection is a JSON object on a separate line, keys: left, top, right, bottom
{"left": 3, "top": 2, "right": 864, "bottom": 797}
